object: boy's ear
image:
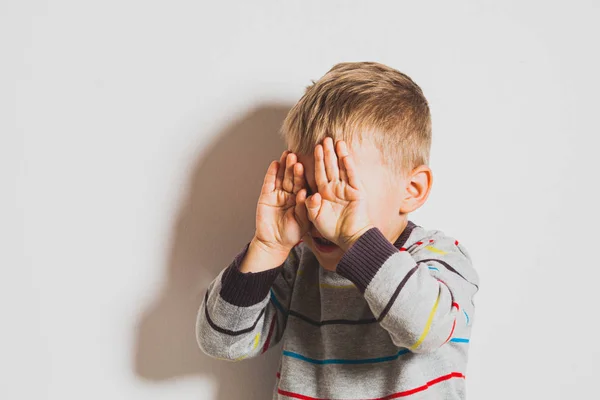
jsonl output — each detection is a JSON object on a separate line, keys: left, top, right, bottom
{"left": 399, "top": 165, "right": 433, "bottom": 214}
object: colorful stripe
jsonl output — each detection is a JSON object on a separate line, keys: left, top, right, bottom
{"left": 427, "top": 266, "right": 439, "bottom": 271}
{"left": 233, "top": 333, "right": 261, "bottom": 361}
{"left": 463, "top": 310, "right": 470, "bottom": 325}
{"left": 443, "top": 319, "right": 456, "bottom": 345}
{"left": 409, "top": 290, "right": 440, "bottom": 350}
{"left": 417, "top": 258, "right": 479, "bottom": 289}
{"left": 270, "top": 289, "right": 286, "bottom": 314}
{"left": 282, "top": 339, "right": 470, "bottom": 367}
{"left": 261, "top": 316, "right": 277, "bottom": 354}
{"left": 424, "top": 245, "right": 447, "bottom": 255}
{"left": 277, "top": 372, "right": 465, "bottom": 399}
{"left": 283, "top": 349, "right": 410, "bottom": 365}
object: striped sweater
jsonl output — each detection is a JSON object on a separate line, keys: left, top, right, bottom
{"left": 196, "top": 220, "right": 479, "bottom": 399}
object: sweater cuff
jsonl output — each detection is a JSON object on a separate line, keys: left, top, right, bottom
{"left": 336, "top": 227, "right": 399, "bottom": 293}
{"left": 220, "top": 241, "right": 284, "bottom": 307}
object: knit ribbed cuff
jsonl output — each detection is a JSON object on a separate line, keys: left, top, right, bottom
{"left": 336, "top": 227, "right": 399, "bottom": 294}
{"left": 219, "top": 241, "right": 284, "bottom": 307}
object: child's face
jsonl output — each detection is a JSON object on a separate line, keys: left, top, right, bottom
{"left": 296, "top": 139, "right": 409, "bottom": 272}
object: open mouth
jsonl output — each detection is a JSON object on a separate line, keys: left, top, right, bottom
{"left": 312, "top": 236, "right": 339, "bottom": 252}
{"left": 314, "top": 237, "right": 335, "bottom": 246}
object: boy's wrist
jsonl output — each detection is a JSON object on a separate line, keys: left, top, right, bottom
{"left": 339, "top": 224, "right": 376, "bottom": 252}
{"left": 239, "top": 237, "right": 290, "bottom": 273}
{"left": 220, "top": 239, "right": 285, "bottom": 307}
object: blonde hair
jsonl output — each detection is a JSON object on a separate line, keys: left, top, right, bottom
{"left": 280, "top": 62, "right": 431, "bottom": 179}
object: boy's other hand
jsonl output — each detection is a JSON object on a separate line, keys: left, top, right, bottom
{"left": 253, "top": 150, "right": 310, "bottom": 259}
{"left": 305, "top": 137, "right": 374, "bottom": 251}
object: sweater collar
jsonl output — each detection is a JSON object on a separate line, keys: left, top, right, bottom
{"left": 393, "top": 220, "right": 417, "bottom": 249}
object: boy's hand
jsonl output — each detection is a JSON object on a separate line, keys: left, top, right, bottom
{"left": 305, "top": 137, "right": 374, "bottom": 251}
{"left": 253, "top": 150, "right": 310, "bottom": 259}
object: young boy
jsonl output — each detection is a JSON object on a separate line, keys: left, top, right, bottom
{"left": 196, "top": 62, "right": 479, "bottom": 399}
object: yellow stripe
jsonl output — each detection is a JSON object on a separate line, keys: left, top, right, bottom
{"left": 409, "top": 291, "right": 441, "bottom": 350}
{"left": 319, "top": 283, "right": 356, "bottom": 289}
{"left": 424, "top": 245, "right": 447, "bottom": 255}
{"left": 233, "top": 333, "right": 261, "bottom": 361}
{"left": 253, "top": 333, "right": 260, "bottom": 349}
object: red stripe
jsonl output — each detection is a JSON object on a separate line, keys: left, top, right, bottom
{"left": 451, "top": 302, "right": 460, "bottom": 310}
{"left": 261, "top": 317, "right": 277, "bottom": 354}
{"left": 443, "top": 319, "right": 457, "bottom": 345}
{"left": 277, "top": 372, "right": 465, "bottom": 399}
{"left": 455, "top": 240, "right": 459, "bottom": 246}
{"left": 276, "top": 372, "right": 281, "bottom": 379}
{"left": 399, "top": 247, "right": 407, "bottom": 252}
{"left": 278, "top": 389, "right": 315, "bottom": 400}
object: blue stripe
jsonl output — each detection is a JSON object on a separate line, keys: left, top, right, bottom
{"left": 428, "top": 266, "right": 440, "bottom": 271}
{"left": 450, "top": 338, "right": 469, "bottom": 343}
{"left": 463, "top": 311, "right": 470, "bottom": 325}
{"left": 269, "top": 289, "right": 286, "bottom": 313}
{"left": 283, "top": 349, "right": 410, "bottom": 365}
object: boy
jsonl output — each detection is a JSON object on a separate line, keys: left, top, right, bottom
{"left": 196, "top": 62, "right": 479, "bottom": 399}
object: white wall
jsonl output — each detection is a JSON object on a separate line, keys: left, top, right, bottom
{"left": 2, "top": 1, "right": 599, "bottom": 399}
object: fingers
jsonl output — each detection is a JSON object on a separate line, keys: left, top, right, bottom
{"left": 314, "top": 144, "right": 328, "bottom": 188}
{"left": 292, "top": 162, "right": 305, "bottom": 194}
{"left": 261, "top": 160, "right": 279, "bottom": 194}
{"left": 282, "top": 153, "right": 297, "bottom": 192}
{"left": 323, "top": 137, "right": 339, "bottom": 181}
{"left": 275, "top": 150, "right": 290, "bottom": 190}
{"left": 342, "top": 149, "right": 361, "bottom": 189}
{"left": 336, "top": 140, "right": 348, "bottom": 183}
{"left": 305, "top": 193, "right": 321, "bottom": 223}
{"left": 295, "top": 188, "right": 309, "bottom": 227}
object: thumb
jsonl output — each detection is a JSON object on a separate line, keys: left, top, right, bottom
{"left": 305, "top": 193, "right": 321, "bottom": 223}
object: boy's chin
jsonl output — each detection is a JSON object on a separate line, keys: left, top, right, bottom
{"left": 319, "top": 262, "right": 338, "bottom": 272}
{"left": 306, "top": 239, "right": 342, "bottom": 271}
{"left": 312, "top": 251, "right": 341, "bottom": 271}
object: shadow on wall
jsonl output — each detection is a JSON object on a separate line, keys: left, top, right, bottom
{"left": 133, "top": 104, "right": 292, "bottom": 399}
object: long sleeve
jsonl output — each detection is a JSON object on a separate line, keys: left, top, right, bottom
{"left": 196, "top": 241, "right": 302, "bottom": 361}
{"left": 336, "top": 227, "right": 479, "bottom": 354}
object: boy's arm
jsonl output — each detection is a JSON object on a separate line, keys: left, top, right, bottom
{"left": 196, "top": 241, "right": 301, "bottom": 361}
{"left": 336, "top": 227, "right": 479, "bottom": 353}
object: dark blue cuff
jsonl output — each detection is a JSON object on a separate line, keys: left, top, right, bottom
{"left": 336, "top": 227, "right": 399, "bottom": 293}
